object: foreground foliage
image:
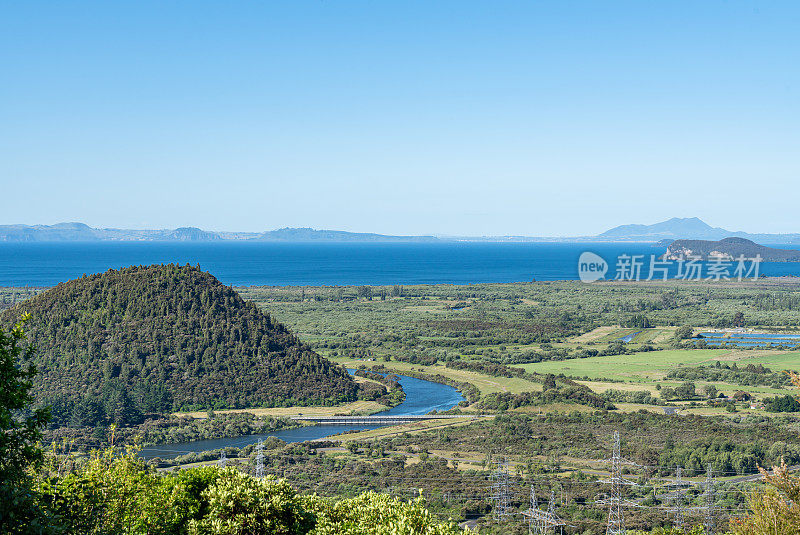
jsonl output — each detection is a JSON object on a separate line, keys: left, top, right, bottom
{"left": 34, "top": 448, "right": 466, "bottom": 535}
{"left": 730, "top": 460, "right": 800, "bottom": 534}
{"left": 0, "top": 316, "right": 51, "bottom": 533}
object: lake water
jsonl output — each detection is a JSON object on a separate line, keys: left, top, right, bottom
{"left": 140, "top": 371, "right": 465, "bottom": 460}
{"left": 617, "top": 331, "right": 643, "bottom": 343}
{"left": 4, "top": 241, "right": 800, "bottom": 287}
{"left": 697, "top": 331, "right": 800, "bottom": 348}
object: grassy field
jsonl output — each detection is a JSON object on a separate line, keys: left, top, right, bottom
{"left": 517, "top": 349, "right": 726, "bottom": 381}
{"left": 518, "top": 348, "right": 800, "bottom": 381}
{"left": 577, "top": 378, "right": 789, "bottom": 397}
{"left": 739, "top": 350, "right": 800, "bottom": 370}
{"left": 175, "top": 400, "right": 388, "bottom": 419}
{"left": 331, "top": 356, "right": 542, "bottom": 395}
{"left": 325, "top": 416, "right": 485, "bottom": 442}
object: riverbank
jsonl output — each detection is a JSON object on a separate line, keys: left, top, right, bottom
{"left": 173, "top": 399, "right": 390, "bottom": 419}
{"left": 139, "top": 371, "right": 465, "bottom": 461}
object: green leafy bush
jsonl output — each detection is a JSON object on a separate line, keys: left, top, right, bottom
{"left": 36, "top": 447, "right": 465, "bottom": 535}
{"left": 307, "top": 491, "right": 465, "bottom": 534}
{"left": 187, "top": 469, "right": 314, "bottom": 535}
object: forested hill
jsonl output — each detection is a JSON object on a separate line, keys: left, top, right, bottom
{"left": 663, "top": 237, "right": 800, "bottom": 262}
{"left": 0, "top": 264, "right": 359, "bottom": 425}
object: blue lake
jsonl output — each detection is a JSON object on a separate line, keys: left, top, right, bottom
{"left": 617, "top": 331, "right": 643, "bottom": 343}
{"left": 697, "top": 332, "right": 800, "bottom": 347}
{"left": 140, "top": 371, "right": 464, "bottom": 460}
{"left": 4, "top": 241, "right": 800, "bottom": 287}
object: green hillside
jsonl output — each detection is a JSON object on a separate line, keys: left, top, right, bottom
{"left": 1, "top": 264, "right": 359, "bottom": 425}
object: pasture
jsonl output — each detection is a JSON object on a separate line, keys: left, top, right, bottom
{"left": 517, "top": 348, "right": 800, "bottom": 382}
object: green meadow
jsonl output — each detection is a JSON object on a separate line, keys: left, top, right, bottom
{"left": 517, "top": 348, "right": 800, "bottom": 382}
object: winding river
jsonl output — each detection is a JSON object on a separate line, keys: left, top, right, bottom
{"left": 140, "top": 372, "right": 464, "bottom": 460}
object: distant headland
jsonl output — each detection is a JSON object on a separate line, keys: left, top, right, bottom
{"left": 663, "top": 237, "right": 800, "bottom": 262}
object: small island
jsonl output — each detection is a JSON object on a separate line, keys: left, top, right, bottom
{"left": 663, "top": 237, "right": 800, "bottom": 262}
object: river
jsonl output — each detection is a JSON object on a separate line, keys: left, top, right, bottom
{"left": 140, "top": 372, "right": 464, "bottom": 460}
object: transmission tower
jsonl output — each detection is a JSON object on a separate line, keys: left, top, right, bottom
{"left": 672, "top": 466, "right": 686, "bottom": 531}
{"left": 527, "top": 486, "right": 539, "bottom": 535}
{"left": 523, "top": 486, "right": 566, "bottom": 534}
{"left": 604, "top": 431, "right": 625, "bottom": 535}
{"left": 547, "top": 491, "right": 565, "bottom": 535}
{"left": 255, "top": 439, "right": 264, "bottom": 478}
{"left": 500, "top": 460, "right": 510, "bottom": 519}
{"left": 489, "top": 458, "right": 510, "bottom": 520}
{"left": 703, "top": 465, "right": 716, "bottom": 535}
{"left": 218, "top": 450, "right": 227, "bottom": 468}
{"left": 489, "top": 459, "right": 500, "bottom": 520}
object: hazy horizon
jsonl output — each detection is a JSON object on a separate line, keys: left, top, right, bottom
{"left": 2, "top": 216, "right": 798, "bottom": 239}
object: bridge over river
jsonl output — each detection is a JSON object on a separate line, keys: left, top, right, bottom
{"left": 290, "top": 414, "right": 485, "bottom": 425}
{"left": 141, "top": 372, "right": 470, "bottom": 460}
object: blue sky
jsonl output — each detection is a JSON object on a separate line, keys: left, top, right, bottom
{"left": 1, "top": 1, "right": 797, "bottom": 236}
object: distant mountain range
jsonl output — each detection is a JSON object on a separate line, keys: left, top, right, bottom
{"left": 596, "top": 217, "right": 800, "bottom": 243}
{"left": 2, "top": 218, "right": 799, "bottom": 243}
{"left": 0, "top": 223, "right": 223, "bottom": 242}
{"left": 0, "top": 223, "right": 438, "bottom": 243}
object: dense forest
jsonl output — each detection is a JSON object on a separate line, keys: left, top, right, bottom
{"left": 0, "top": 265, "right": 361, "bottom": 426}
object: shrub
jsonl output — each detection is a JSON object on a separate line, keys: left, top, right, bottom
{"left": 731, "top": 460, "right": 800, "bottom": 534}
{"left": 188, "top": 469, "right": 314, "bottom": 535}
{"left": 36, "top": 447, "right": 464, "bottom": 535}
{"left": 306, "top": 491, "right": 466, "bottom": 535}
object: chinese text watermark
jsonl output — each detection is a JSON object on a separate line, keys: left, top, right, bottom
{"left": 578, "top": 253, "right": 762, "bottom": 283}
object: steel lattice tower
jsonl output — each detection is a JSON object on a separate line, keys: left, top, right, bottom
{"left": 489, "top": 458, "right": 510, "bottom": 520}
{"left": 605, "top": 431, "right": 625, "bottom": 535}
{"left": 218, "top": 450, "right": 227, "bottom": 468}
{"left": 500, "top": 459, "right": 510, "bottom": 519}
{"left": 528, "top": 486, "right": 539, "bottom": 535}
{"left": 523, "top": 484, "right": 566, "bottom": 534}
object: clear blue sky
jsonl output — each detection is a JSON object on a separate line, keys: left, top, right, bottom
{"left": 1, "top": 1, "right": 797, "bottom": 236}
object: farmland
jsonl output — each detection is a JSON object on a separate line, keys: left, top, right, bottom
{"left": 242, "top": 279, "right": 800, "bottom": 416}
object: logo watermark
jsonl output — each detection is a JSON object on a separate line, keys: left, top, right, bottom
{"left": 577, "top": 253, "right": 762, "bottom": 283}
{"left": 578, "top": 251, "right": 608, "bottom": 282}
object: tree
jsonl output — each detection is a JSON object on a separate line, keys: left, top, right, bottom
{"left": 673, "top": 325, "right": 694, "bottom": 341}
{"left": 733, "top": 311, "right": 745, "bottom": 328}
{"left": 703, "top": 384, "right": 718, "bottom": 399}
{"left": 0, "top": 314, "right": 51, "bottom": 533}
{"left": 765, "top": 394, "right": 800, "bottom": 413}
{"left": 673, "top": 381, "right": 697, "bottom": 400}
{"left": 357, "top": 286, "right": 373, "bottom": 300}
